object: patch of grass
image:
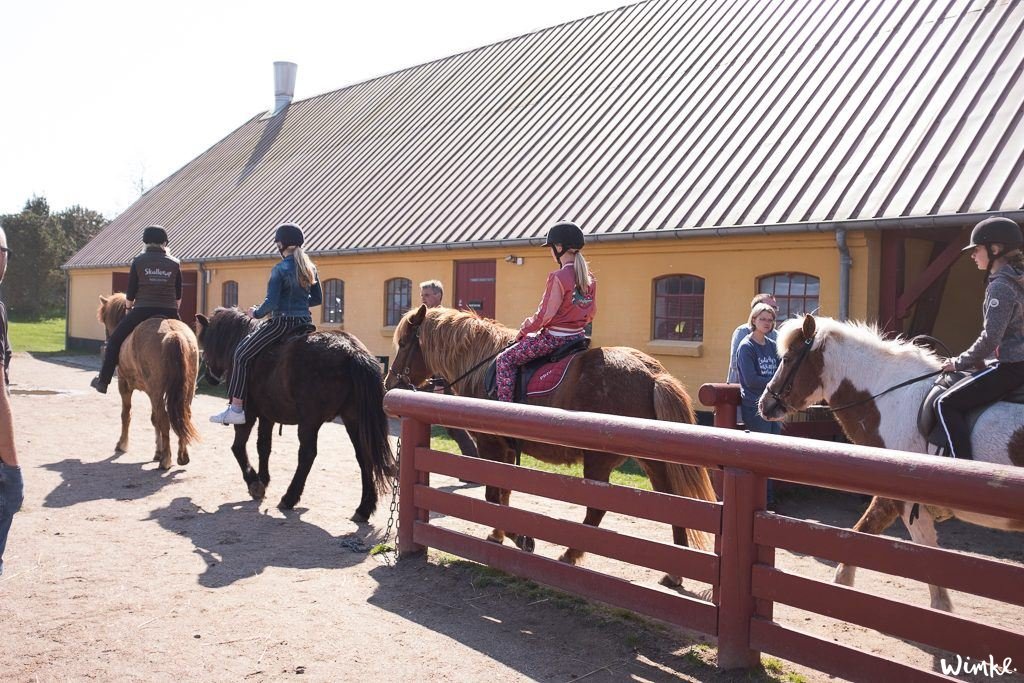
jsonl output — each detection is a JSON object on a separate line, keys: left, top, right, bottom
{"left": 429, "top": 425, "right": 652, "bottom": 490}
{"left": 8, "top": 317, "right": 66, "bottom": 353}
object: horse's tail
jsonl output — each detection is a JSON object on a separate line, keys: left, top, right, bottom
{"left": 164, "top": 329, "right": 200, "bottom": 448}
{"left": 347, "top": 351, "right": 397, "bottom": 501}
{"left": 653, "top": 372, "right": 717, "bottom": 551}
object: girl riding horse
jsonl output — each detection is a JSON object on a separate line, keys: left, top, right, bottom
{"left": 495, "top": 221, "right": 596, "bottom": 402}
{"left": 91, "top": 225, "right": 181, "bottom": 394}
{"left": 937, "top": 216, "right": 1024, "bottom": 459}
{"left": 210, "top": 222, "right": 323, "bottom": 425}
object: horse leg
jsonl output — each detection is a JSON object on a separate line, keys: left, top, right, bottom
{"left": 344, "top": 420, "right": 376, "bottom": 524}
{"left": 116, "top": 379, "right": 131, "bottom": 453}
{"left": 149, "top": 395, "right": 172, "bottom": 470}
{"left": 476, "top": 434, "right": 516, "bottom": 546}
{"left": 252, "top": 417, "right": 273, "bottom": 500}
{"left": 230, "top": 420, "right": 261, "bottom": 499}
{"left": 899, "top": 503, "right": 953, "bottom": 612}
{"left": 558, "top": 452, "right": 620, "bottom": 566}
{"left": 834, "top": 496, "right": 902, "bottom": 587}
{"left": 279, "top": 422, "right": 321, "bottom": 510}
{"left": 634, "top": 457, "right": 693, "bottom": 587}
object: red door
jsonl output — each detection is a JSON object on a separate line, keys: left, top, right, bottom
{"left": 454, "top": 260, "right": 496, "bottom": 319}
{"left": 111, "top": 270, "right": 198, "bottom": 330}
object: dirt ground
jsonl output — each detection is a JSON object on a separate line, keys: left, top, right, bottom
{"left": 1, "top": 353, "right": 1022, "bottom": 683}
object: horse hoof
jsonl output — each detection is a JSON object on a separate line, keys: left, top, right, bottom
{"left": 249, "top": 481, "right": 266, "bottom": 500}
{"left": 158, "top": 459, "right": 172, "bottom": 471}
{"left": 514, "top": 536, "right": 535, "bottom": 553}
{"left": 277, "top": 496, "right": 297, "bottom": 511}
{"left": 658, "top": 574, "right": 683, "bottom": 588}
{"left": 350, "top": 511, "right": 369, "bottom": 524}
{"left": 115, "top": 445, "right": 128, "bottom": 455}
{"left": 178, "top": 453, "right": 190, "bottom": 466}
{"left": 558, "top": 551, "right": 581, "bottom": 565}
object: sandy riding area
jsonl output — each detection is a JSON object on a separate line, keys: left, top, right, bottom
{"left": 1, "top": 354, "right": 1021, "bottom": 682}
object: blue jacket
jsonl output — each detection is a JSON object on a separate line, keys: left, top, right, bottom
{"left": 253, "top": 255, "right": 323, "bottom": 319}
{"left": 736, "top": 334, "right": 780, "bottom": 407}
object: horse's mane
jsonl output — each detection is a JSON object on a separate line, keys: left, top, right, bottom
{"left": 202, "top": 307, "right": 257, "bottom": 367}
{"left": 399, "top": 307, "right": 516, "bottom": 395}
{"left": 97, "top": 293, "right": 128, "bottom": 331}
{"left": 777, "top": 316, "right": 942, "bottom": 368}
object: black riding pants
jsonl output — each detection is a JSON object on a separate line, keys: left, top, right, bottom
{"left": 935, "top": 360, "right": 1024, "bottom": 459}
{"left": 227, "top": 315, "right": 310, "bottom": 403}
{"left": 99, "top": 306, "right": 180, "bottom": 383}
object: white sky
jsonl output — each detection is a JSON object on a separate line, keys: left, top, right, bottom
{"left": 0, "top": 0, "right": 633, "bottom": 219}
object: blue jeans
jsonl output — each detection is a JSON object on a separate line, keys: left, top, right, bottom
{"left": 741, "top": 403, "right": 780, "bottom": 504}
{"left": 0, "top": 461, "right": 24, "bottom": 575}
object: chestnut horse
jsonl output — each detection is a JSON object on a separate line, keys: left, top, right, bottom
{"left": 759, "top": 314, "right": 1024, "bottom": 611}
{"left": 97, "top": 293, "right": 200, "bottom": 470}
{"left": 383, "top": 305, "right": 716, "bottom": 586}
{"left": 196, "top": 308, "right": 396, "bottom": 519}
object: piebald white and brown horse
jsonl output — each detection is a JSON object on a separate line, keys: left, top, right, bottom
{"left": 758, "top": 314, "right": 1023, "bottom": 612}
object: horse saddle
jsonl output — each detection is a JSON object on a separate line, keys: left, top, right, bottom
{"left": 484, "top": 337, "right": 591, "bottom": 402}
{"left": 917, "top": 371, "right": 1024, "bottom": 455}
{"left": 282, "top": 323, "right": 317, "bottom": 344}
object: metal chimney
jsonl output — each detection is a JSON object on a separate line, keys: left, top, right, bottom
{"left": 272, "top": 61, "right": 297, "bottom": 115}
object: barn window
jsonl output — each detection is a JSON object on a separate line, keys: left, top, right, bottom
{"left": 652, "top": 275, "right": 705, "bottom": 342}
{"left": 385, "top": 278, "right": 412, "bottom": 326}
{"left": 222, "top": 281, "right": 238, "bottom": 309}
{"left": 758, "top": 272, "right": 820, "bottom": 320}
{"left": 322, "top": 279, "right": 344, "bottom": 324}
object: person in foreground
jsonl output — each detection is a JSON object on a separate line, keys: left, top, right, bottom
{"left": 91, "top": 225, "right": 181, "bottom": 393}
{"left": 937, "top": 216, "right": 1024, "bottom": 459}
{"left": 210, "top": 223, "right": 322, "bottom": 425}
{"left": 0, "top": 226, "right": 21, "bottom": 575}
{"left": 494, "top": 221, "right": 596, "bottom": 402}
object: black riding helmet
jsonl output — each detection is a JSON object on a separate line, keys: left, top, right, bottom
{"left": 962, "top": 216, "right": 1023, "bottom": 252}
{"left": 544, "top": 221, "right": 585, "bottom": 260}
{"left": 963, "top": 216, "right": 1023, "bottom": 272}
{"left": 274, "top": 222, "right": 304, "bottom": 248}
{"left": 142, "top": 225, "right": 168, "bottom": 244}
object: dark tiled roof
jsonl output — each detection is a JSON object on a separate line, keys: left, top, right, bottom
{"left": 67, "top": 0, "right": 1024, "bottom": 268}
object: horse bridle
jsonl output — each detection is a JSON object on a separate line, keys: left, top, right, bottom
{"left": 392, "top": 324, "right": 423, "bottom": 391}
{"left": 765, "top": 335, "right": 815, "bottom": 412}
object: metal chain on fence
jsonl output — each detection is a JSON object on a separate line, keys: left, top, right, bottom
{"left": 375, "top": 437, "right": 401, "bottom": 565}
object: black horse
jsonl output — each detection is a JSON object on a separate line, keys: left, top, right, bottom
{"left": 196, "top": 308, "right": 396, "bottom": 520}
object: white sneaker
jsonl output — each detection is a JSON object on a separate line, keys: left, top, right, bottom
{"left": 210, "top": 406, "right": 246, "bottom": 425}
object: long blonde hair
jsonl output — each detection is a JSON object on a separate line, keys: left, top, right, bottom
{"left": 287, "top": 246, "right": 318, "bottom": 289}
{"left": 571, "top": 250, "right": 593, "bottom": 294}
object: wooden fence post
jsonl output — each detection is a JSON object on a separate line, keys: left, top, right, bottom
{"left": 398, "top": 416, "right": 431, "bottom": 558}
{"left": 717, "top": 467, "right": 766, "bottom": 670}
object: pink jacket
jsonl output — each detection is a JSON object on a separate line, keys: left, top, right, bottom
{"left": 519, "top": 264, "right": 597, "bottom": 337}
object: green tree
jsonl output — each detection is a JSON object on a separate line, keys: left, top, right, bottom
{"left": 0, "top": 196, "right": 106, "bottom": 319}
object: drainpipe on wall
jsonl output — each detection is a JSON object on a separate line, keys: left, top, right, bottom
{"left": 197, "top": 262, "right": 208, "bottom": 317}
{"left": 836, "top": 228, "right": 852, "bottom": 321}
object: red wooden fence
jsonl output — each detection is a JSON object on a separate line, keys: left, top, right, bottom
{"left": 382, "top": 390, "right": 1024, "bottom": 682}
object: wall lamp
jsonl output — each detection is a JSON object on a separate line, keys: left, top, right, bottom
{"left": 504, "top": 255, "right": 524, "bottom": 265}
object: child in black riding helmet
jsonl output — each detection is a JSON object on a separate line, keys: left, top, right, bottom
{"left": 91, "top": 225, "right": 181, "bottom": 394}
{"left": 210, "top": 223, "right": 322, "bottom": 425}
{"left": 937, "top": 216, "right": 1024, "bottom": 459}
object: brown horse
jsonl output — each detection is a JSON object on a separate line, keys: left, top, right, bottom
{"left": 97, "top": 293, "right": 200, "bottom": 470}
{"left": 383, "top": 305, "right": 716, "bottom": 585}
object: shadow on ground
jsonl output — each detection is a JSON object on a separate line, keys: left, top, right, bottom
{"left": 368, "top": 559, "right": 790, "bottom": 683}
{"left": 41, "top": 451, "right": 185, "bottom": 508}
{"left": 146, "top": 496, "right": 383, "bottom": 588}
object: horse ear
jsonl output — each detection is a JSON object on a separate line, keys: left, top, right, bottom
{"left": 196, "top": 314, "right": 209, "bottom": 329}
{"left": 802, "top": 314, "right": 816, "bottom": 340}
{"left": 410, "top": 304, "right": 427, "bottom": 326}
{"left": 99, "top": 295, "right": 108, "bottom": 304}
